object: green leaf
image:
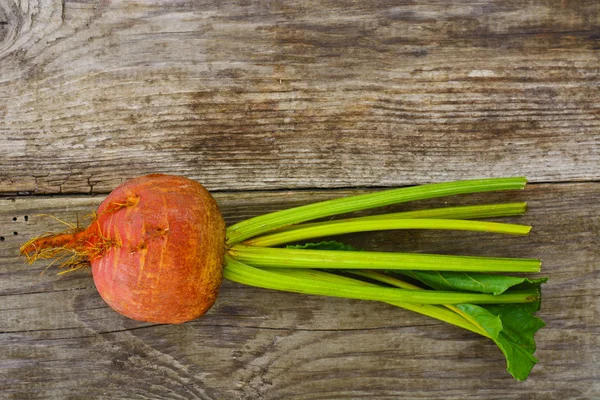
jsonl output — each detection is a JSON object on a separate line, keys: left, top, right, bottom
{"left": 457, "top": 303, "right": 545, "bottom": 381}
{"left": 456, "top": 303, "right": 503, "bottom": 337}
{"left": 400, "top": 271, "right": 547, "bottom": 296}
{"left": 286, "top": 241, "right": 361, "bottom": 252}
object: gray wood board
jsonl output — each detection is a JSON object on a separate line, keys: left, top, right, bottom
{"left": 0, "top": 0, "right": 599, "bottom": 194}
{"left": 1, "top": 183, "right": 598, "bottom": 399}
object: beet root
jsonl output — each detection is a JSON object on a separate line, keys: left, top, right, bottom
{"left": 21, "top": 174, "right": 226, "bottom": 324}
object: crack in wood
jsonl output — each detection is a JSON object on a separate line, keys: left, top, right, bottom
{"left": 2, "top": 179, "right": 599, "bottom": 198}
{"left": 0, "top": 286, "right": 95, "bottom": 297}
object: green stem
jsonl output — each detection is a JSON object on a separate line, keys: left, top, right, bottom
{"left": 352, "top": 270, "right": 491, "bottom": 338}
{"left": 228, "top": 245, "right": 541, "bottom": 273}
{"left": 226, "top": 177, "right": 527, "bottom": 245}
{"left": 245, "top": 219, "right": 531, "bottom": 247}
{"left": 265, "top": 203, "right": 528, "bottom": 234}
{"left": 223, "top": 256, "right": 539, "bottom": 305}
{"left": 350, "top": 270, "right": 424, "bottom": 290}
{"left": 261, "top": 268, "right": 492, "bottom": 338}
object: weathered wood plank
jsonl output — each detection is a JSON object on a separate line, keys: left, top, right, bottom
{"left": 1, "top": 183, "right": 598, "bottom": 399}
{"left": 1, "top": 0, "right": 598, "bottom": 398}
{"left": 1, "top": 0, "right": 599, "bottom": 194}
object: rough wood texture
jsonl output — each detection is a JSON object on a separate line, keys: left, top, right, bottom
{"left": 0, "top": 0, "right": 599, "bottom": 194}
{"left": 1, "top": 0, "right": 599, "bottom": 398}
{"left": 1, "top": 184, "right": 599, "bottom": 399}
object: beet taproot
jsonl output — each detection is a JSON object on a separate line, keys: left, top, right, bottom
{"left": 21, "top": 174, "right": 226, "bottom": 324}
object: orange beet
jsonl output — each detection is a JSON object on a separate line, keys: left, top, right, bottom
{"left": 21, "top": 174, "right": 226, "bottom": 324}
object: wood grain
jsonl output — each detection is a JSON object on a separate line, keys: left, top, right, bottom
{"left": 1, "top": 183, "right": 598, "bottom": 399}
{"left": 1, "top": 0, "right": 599, "bottom": 398}
{"left": 0, "top": 0, "right": 599, "bottom": 194}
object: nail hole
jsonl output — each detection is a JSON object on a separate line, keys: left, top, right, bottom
{"left": 24, "top": 215, "right": 29, "bottom": 221}
{"left": 0, "top": 237, "right": 5, "bottom": 241}
{"left": 12, "top": 217, "right": 17, "bottom": 221}
{"left": 13, "top": 232, "right": 18, "bottom": 235}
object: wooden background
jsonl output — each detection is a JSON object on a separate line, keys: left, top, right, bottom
{"left": 1, "top": 0, "right": 598, "bottom": 398}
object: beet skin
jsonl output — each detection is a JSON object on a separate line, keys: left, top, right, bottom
{"left": 23, "top": 174, "right": 226, "bottom": 324}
